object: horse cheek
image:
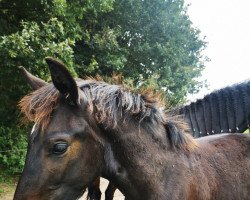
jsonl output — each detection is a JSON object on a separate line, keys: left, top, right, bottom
{"left": 79, "top": 137, "right": 103, "bottom": 185}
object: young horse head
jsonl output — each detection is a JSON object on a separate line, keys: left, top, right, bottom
{"left": 14, "top": 59, "right": 106, "bottom": 200}
{"left": 14, "top": 58, "right": 250, "bottom": 200}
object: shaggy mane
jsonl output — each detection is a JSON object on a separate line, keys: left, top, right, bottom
{"left": 19, "top": 78, "right": 196, "bottom": 151}
{"left": 19, "top": 84, "right": 60, "bottom": 129}
{"left": 79, "top": 79, "right": 166, "bottom": 128}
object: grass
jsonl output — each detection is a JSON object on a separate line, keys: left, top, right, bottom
{"left": 0, "top": 171, "right": 17, "bottom": 198}
{"left": 0, "top": 183, "right": 15, "bottom": 197}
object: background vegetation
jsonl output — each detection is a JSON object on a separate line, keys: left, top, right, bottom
{"left": 0, "top": 0, "right": 206, "bottom": 176}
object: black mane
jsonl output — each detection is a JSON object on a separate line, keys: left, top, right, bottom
{"left": 169, "top": 80, "right": 250, "bottom": 136}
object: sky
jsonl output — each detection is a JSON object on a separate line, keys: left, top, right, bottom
{"left": 185, "top": 0, "right": 250, "bottom": 101}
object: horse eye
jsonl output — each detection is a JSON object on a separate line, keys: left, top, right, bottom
{"left": 52, "top": 142, "right": 68, "bottom": 155}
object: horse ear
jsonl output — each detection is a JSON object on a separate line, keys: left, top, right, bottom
{"left": 45, "top": 57, "right": 79, "bottom": 105}
{"left": 18, "top": 66, "right": 47, "bottom": 90}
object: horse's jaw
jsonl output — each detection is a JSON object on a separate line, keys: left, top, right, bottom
{"left": 102, "top": 142, "right": 140, "bottom": 200}
{"left": 98, "top": 119, "right": 170, "bottom": 200}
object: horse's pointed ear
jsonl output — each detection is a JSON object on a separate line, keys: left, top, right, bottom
{"left": 45, "top": 57, "right": 79, "bottom": 105}
{"left": 18, "top": 66, "right": 47, "bottom": 90}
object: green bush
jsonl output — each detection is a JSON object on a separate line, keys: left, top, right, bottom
{"left": 0, "top": 126, "right": 28, "bottom": 175}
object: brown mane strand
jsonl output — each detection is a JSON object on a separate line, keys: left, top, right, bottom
{"left": 165, "top": 116, "right": 197, "bottom": 151}
{"left": 19, "top": 84, "right": 60, "bottom": 129}
{"left": 19, "top": 77, "right": 194, "bottom": 151}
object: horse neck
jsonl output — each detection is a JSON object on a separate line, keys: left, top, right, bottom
{"left": 102, "top": 121, "right": 171, "bottom": 199}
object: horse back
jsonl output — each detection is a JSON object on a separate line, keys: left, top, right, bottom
{"left": 194, "top": 133, "right": 250, "bottom": 200}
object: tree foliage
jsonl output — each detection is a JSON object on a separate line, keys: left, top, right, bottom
{"left": 0, "top": 0, "right": 207, "bottom": 174}
{"left": 72, "top": 0, "right": 207, "bottom": 104}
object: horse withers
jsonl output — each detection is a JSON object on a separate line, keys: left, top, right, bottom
{"left": 14, "top": 58, "right": 250, "bottom": 200}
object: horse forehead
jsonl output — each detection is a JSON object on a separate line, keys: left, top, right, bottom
{"left": 47, "top": 109, "right": 87, "bottom": 133}
{"left": 51, "top": 103, "right": 80, "bottom": 121}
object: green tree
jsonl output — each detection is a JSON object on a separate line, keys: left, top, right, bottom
{"left": 74, "top": 0, "right": 207, "bottom": 105}
{"left": 0, "top": 18, "right": 76, "bottom": 174}
{"left": 0, "top": 0, "right": 207, "bottom": 174}
{"left": 0, "top": 0, "right": 115, "bottom": 174}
